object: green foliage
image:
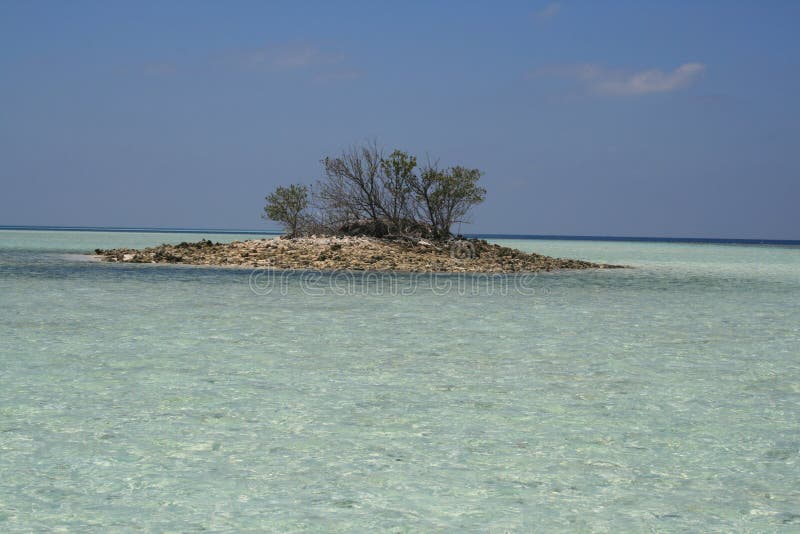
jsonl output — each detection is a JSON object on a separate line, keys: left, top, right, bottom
{"left": 429, "top": 166, "right": 486, "bottom": 215}
{"left": 411, "top": 164, "right": 486, "bottom": 238}
{"left": 263, "top": 184, "right": 309, "bottom": 237}
{"left": 264, "top": 144, "right": 486, "bottom": 239}
{"left": 379, "top": 150, "right": 417, "bottom": 230}
{"left": 380, "top": 150, "right": 417, "bottom": 194}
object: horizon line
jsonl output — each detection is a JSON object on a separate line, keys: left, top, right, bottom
{"left": 1, "top": 225, "right": 798, "bottom": 246}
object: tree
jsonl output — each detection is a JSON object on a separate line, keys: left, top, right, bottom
{"left": 263, "top": 143, "right": 486, "bottom": 240}
{"left": 378, "top": 150, "right": 417, "bottom": 233}
{"left": 317, "top": 141, "right": 384, "bottom": 228}
{"left": 409, "top": 162, "right": 486, "bottom": 238}
{"left": 263, "top": 184, "right": 309, "bottom": 237}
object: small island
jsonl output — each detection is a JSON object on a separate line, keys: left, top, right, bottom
{"left": 96, "top": 143, "right": 624, "bottom": 273}
{"left": 94, "top": 235, "right": 619, "bottom": 272}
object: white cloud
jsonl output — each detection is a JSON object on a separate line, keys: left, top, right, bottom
{"left": 313, "top": 69, "right": 362, "bottom": 84}
{"left": 535, "top": 3, "right": 561, "bottom": 21}
{"left": 143, "top": 62, "right": 177, "bottom": 76}
{"left": 533, "top": 62, "right": 707, "bottom": 95}
{"left": 594, "top": 63, "right": 707, "bottom": 95}
{"left": 240, "top": 43, "right": 344, "bottom": 70}
{"left": 217, "top": 42, "right": 359, "bottom": 84}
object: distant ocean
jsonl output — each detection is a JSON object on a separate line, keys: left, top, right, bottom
{"left": 1, "top": 227, "right": 799, "bottom": 530}
{"left": 2, "top": 225, "right": 799, "bottom": 245}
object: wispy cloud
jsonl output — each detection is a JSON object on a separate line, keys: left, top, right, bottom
{"left": 313, "top": 69, "right": 362, "bottom": 84}
{"left": 531, "top": 62, "right": 707, "bottom": 95}
{"left": 594, "top": 63, "right": 706, "bottom": 95}
{"left": 534, "top": 2, "right": 561, "bottom": 21}
{"left": 238, "top": 42, "right": 344, "bottom": 70}
{"left": 143, "top": 61, "right": 177, "bottom": 76}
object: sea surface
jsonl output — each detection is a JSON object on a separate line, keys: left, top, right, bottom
{"left": 1, "top": 229, "right": 799, "bottom": 531}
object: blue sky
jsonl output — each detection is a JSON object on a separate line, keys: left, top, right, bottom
{"left": 1, "top": 1, "right": 798, "bottom": 238}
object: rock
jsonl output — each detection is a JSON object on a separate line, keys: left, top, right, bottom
{"left": 94, "top": 236, "right": 626, "bottom": 273}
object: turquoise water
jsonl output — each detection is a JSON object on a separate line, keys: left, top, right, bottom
{"left": 1, "top": 230, "right": 799, "bottom": 531}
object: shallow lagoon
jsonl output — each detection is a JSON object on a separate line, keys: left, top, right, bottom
{"left": 1, "top": 230, "right": 799, "bottom": 531}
